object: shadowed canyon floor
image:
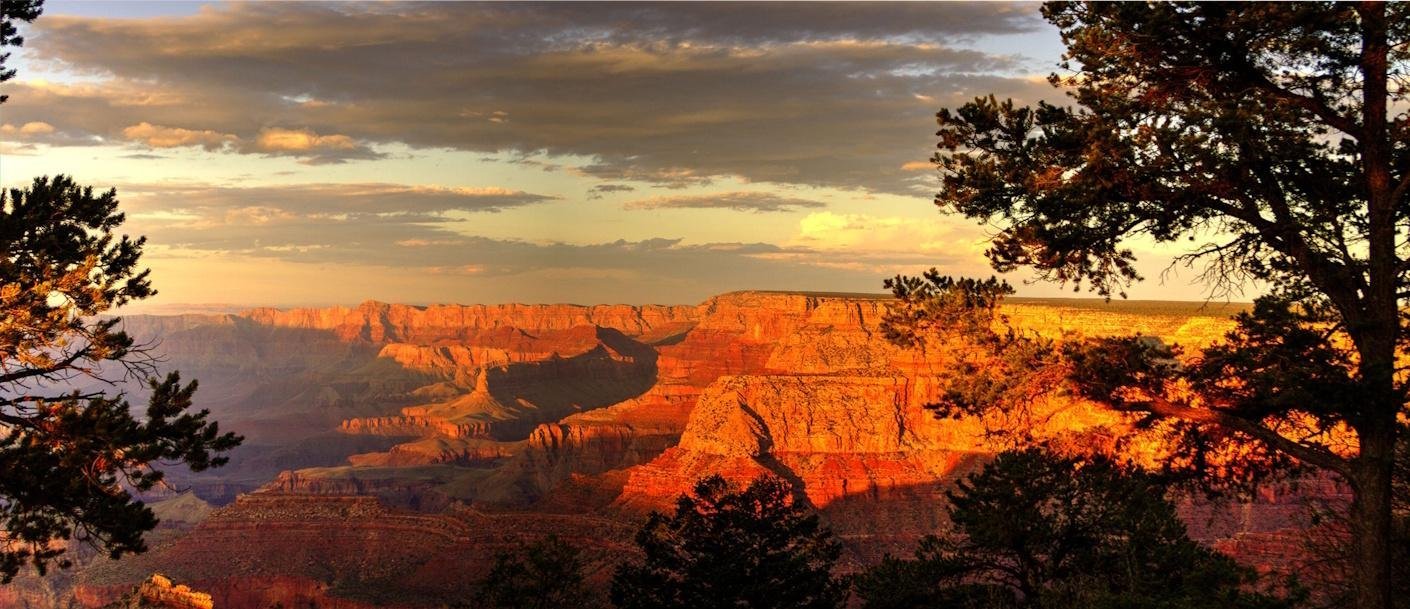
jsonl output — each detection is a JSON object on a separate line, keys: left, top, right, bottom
{"left": 2, "top": 292, "right": 1339, "bottom": 608}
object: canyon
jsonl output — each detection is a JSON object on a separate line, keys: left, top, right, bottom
{"left": 1, "top": 291, "right": 1330, "bottom": 608}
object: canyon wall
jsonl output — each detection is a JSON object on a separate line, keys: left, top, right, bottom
{"left": 14, "top": 291, "right": 1338, "bottom": 609}
{"left": 607, "top": 293, "right": 1244, "bottom": 564}
{"left": 72, "top": 494, "right": 634, "bottom": 609}
{"left": 242, "top": 300, "right": 698, "bottom": 343}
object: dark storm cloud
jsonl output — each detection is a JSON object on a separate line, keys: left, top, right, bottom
{"left": 623, "top": 191, "right": 826, "bottom": 213}
{"left": 7, "top": 2, "right": 1061, "bottom": 193}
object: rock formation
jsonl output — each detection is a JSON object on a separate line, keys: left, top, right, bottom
{"left": 243, "top": 300, "right": 698, "bottom": 343}
{"left": 73, "top": 494, "right": 635, "bottom": 609}
{"left": 100, "top": 575, "right": 213, "bottom": 609}
{"left": 12, "top": 291, "right": 1343, "bottom": 609}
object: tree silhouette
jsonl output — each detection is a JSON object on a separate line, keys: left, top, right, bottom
{"left": 611, "top": 474, "right": 847, "bottom": 609}
{"left": 473, "top": 536, "right": 598, "bottom": 609}
{"left": 905, "top": 3, "right": 1409, "bottom": 607}
{"left": 855, "top": 449, "right": 1295, "bottom": 609}
{"left": 0, "top": 0, "right": 42, "bottom": 104}
{"left": 0, "top": 175, "right": 242, "bottom": 581}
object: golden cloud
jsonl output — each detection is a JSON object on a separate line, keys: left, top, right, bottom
{"left": 253, "top": 127, "right": 360, "bottom": 152}
{"left": 122, "top": 122, "right": 238, "bottom": 149}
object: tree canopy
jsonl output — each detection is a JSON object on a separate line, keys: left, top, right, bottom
{"left": 909, "top": 3, "right": 1408, "bottom": 608}
{"left": 0, "top": 175, "right": 242, "bottom": 581}
{"left": 610, "top": 474, "right": 847, "bottom": 609}
{"left": 854, "top": 449, "right": 1294, "bottom": 609}
{"left": 473, "top": 536, "right": 598, "bottom": 609}
{"left": 0, "top": 0, "right": 42, "bottom": 104}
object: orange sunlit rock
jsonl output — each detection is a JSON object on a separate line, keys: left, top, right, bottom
{"left": 29, "top": 291, "right": 1351, "bottom": 608}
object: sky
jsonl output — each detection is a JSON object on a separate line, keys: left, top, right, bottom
{"left": 0, "top": 1, "right": 1214, "bottom": 309}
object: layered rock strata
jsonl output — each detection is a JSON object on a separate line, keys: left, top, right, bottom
{"left": 24, "top": 291, "right": 1341, "bottom": 609}
{"left": 107, "top": 575, "right": 213, "bottom": 609}
{"left": 73, "top": 493, "right": 634, "bottom": 609}
{"left": 244, "top": 300, "right": 698, "bottom": 343}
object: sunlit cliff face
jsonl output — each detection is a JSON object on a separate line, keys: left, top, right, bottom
{"left": 10, "top": 292, "right": 1339, "bottom": 609}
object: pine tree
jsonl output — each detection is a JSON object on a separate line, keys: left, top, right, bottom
{"left": 910, "top": 4, "right": 1409, "bottom": 606}
{"left": 855, "top": 449, "right": 1295, "bottom": 609}
{"left": 0, "top": 175, "right": 242, "bottom": 580}
{"left": 474, "top": 536, "right": 598, "bottom": 609}
{"left": 611, "top": 474, "right": 847, "bottom": 609}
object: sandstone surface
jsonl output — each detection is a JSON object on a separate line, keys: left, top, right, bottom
{"left": 243, "top": 300, "right": 698, "bottom": 343}
{"left": 15, "top": 291, "right": 1346, "bottom": 609}
{"left": 73, "top": 493, "right": 633, "bottom": 609}
{"left": 100, "top": 575, "right": 212, "bottom": 609}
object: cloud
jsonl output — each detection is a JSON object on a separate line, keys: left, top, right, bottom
{"left": 136, "top": 233, "right": 934, "bottom": 306}
{"left": 655, "top": 211, "right": 999, "bottom": 277}
{"left": 122, "top": 122, "right": 237, "bottom": 150}
{"left": 120, "top": 182, "right": 558, "bottom": 217}
{"left": 252, "top": 128, "right": 356, "bottom": 152}
{"left": 136, "top": 215, "right": 965, "bottom": 298}
{"left": 8, "top": 3, "right": 1064, "bottom": 193}
{"left": 108, "top": 180, "right": 979, "bottom": 300}
{"left": 245, "top": 127, "right": 383, "bottom": 164}
{"left": 624, "top": 191, "right": 826, "bottom": 213}
{"left": 0, "top": 118, "right": 101, "bottom": 146}
{"left": 1, "top": 121, "right": 55, "bottom": 136}
{"left": 791, "top": 211, "right": 989, "bottom": 258}
{"left": 3, "top": 82, "right": 382, "bottom": 162}
{"left": 586, "top": 183, "right": 636, "bottom": 199}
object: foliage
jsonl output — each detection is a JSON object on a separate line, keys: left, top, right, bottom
{"left": 937, "top": 2, "right": 1409, "bottom": 301}
{"left": 909, "top": 3, "right": 1409, "bottom": 606}
{"left": 0, "top": 175, "right": 242, "bottom": 581}
{"left": 881, "top": 271, "right": 1068, "bottom": 442}
{"left": 472, "top": 536, "right": 598, "bottom": 609}
{"left": 881, "top": 272, "right": 1013, "bottom": 350}
{"left": 610, "top": 474, "right": 847, "bottom": 609}
{"left": 854, "top": 449, "right": 1296, "bottom": 609}
{"left": 0, "top": 0, "right": 41, "bottom": 104}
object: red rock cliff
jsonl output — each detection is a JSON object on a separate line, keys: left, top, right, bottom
{"left": 40, "top": 291, "right": 1330, "bottom": 609}
{"left": 243, "top": 300, "right": 698, "bottom": 343}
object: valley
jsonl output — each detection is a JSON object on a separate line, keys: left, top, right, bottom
{"left": 1, "top": 291, "right": 1328, "bottom": 608}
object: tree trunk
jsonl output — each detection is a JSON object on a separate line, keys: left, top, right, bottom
{"left": 1351, "top": 425, "right": 1396, "bottom": 609}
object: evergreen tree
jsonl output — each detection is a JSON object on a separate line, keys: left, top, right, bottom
{"left": 855, "top": 449, "right": 1295, "bottom": 609}
{"left": 0, "top": 0, "right": 41, "bottom": 104}
{"left": 0, "top": 175, "right": 242, "bottom": 580}
{"left": 904, "top": 4, "right": 1409, "bottom": 606}
{"left": 611, "top": 474, "right": 847, "bottom": 609}
{"left": 474, "top": 536, "right": 597, "bottom": 609}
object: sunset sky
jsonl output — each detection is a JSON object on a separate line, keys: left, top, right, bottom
{"left": 0, "top": 1, "right": 1212, "bottom": 308}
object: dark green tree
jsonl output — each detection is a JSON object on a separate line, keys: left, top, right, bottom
{"left": 0, "top": 0, "right": 42, "bottom": 104}
{"left": 0, "top": 175, "right": 242, "bottom": 581}
{"left": 910, "top": 3, "right": 1409, "bottom": 607}
{"left": 854, "top": 449, "right": 1294, "bottom": 609}
{"left": 610, "top": 474, "right": 847, "bottom": 609}
{"left": 473, "top": 536, "right": 598, "bottom": 609}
